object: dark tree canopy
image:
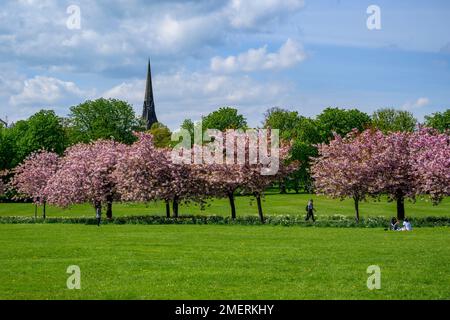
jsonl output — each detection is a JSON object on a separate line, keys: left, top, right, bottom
{"left": 372, "top": 108, "right": 417, "bottom": 133}
{"left": 69, "top": 98, "right": 143, "bottom": 144}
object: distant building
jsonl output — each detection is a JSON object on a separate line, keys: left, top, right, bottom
{"left": 142, "top": 60, "right": 158, "bottom": 130}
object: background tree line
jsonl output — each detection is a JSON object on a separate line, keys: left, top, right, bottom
{"left": 0, "top": 97, "right": 448, "bottom": 199}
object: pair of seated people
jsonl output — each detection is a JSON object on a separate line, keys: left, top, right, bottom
{"left": 390, "top": 217, "right": 412, "bottom": 231}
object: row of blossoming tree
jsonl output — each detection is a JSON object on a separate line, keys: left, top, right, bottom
{"left": 311, "top": 128, "right": 449, "bottom": 221}
{"left": 5, "top": 128, "right": 448, "bottom": 222}
{"left": 8, "top": 132, "right": 296, "bottom": 222}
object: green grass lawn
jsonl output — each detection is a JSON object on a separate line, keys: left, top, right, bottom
{"left": 0, "top": 224, "right": 448, "bottom": 299}
{"left": 1, "top": 192, "right": 449, "bottom": 219}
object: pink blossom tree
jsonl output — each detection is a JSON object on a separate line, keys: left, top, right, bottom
{"left": 312, "top": 130, "right": 414, "bottom": 220}
{"left": 115, "top": 133, "right": 212, "bottom": 218}
{"left": 409, "top": 128, "right": 450, "bottom": 204}
{"left": 163, "top": 153, "right": 212, "bottom": 217}
{"left": 10, "top": 151, "right": 60, "bottom": 218}
{"left": 206, "top": 163, "right": 245, "bottom": 220}
{"left": 240, "top": 135, "right": 296, "bottom": 223}
{"left": 45, "top": 140, "right": 126, "bottom": 218}
{"left": 370, "top": 131, "right": 417, "bottom": 220}
{"left": 197, "top": 131, "right": 248, "bottom": 220}
{"left": 312, "top": 128, "right": 449, "bottom": 220}
{"left": 200, "top": 130, "right": 296, "bottom": 222}
{"left": 312, "top": 130, "right": 385, "bottom": 221}
{"left": 114, "top": 133, "right": 163, "bottom": 209}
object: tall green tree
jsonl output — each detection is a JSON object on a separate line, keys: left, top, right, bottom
{"left": 316, "top": 107, "right": 372, "bottom": 141}
{"left": 288, "top": 117, "right": 322, "bottom": 193}
{"left": 0, "top": 110, "right": 68, "bottom": 169}
{"left": 22, "top": 110, "right": 68, "bottom": 155}
{"left": 262, "top": 107, "right": 301, "bottom": 193}
{"left": 263, "top": 107, "right": 300, "bottom": 140}
{"left": 0, "top": 126, "right": 16, "bottom": 170}
{"left": 425, "top": 109, "right": 449, "bottom": 132}
{"left": 69, "top": 98, "right": 143, "bottom": 144}
{"left": 202, "top": 107, "right": 247, "bottom": 131}
{"left": 372, "top": 108, "right": 417, "bottom": 133}
{"left": 178, "top": 107, "right": 247, "bottom": 147}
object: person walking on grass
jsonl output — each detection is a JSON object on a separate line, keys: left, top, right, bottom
{"left": 305, "top": 199, "right": 316, "bottom": 222}
{"left": 95, "top": 202, "right": 102, "bottom": 227}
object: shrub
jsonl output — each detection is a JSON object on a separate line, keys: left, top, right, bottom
{"left": 0, "top": 215, "right": 449, "bottom": 228}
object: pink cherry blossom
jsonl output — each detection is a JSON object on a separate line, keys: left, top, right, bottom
{"left": 45, "top": 140, "right": 126, "bottom": 218}
{"left": 11, "top": 151, "right": 60, "bottom": 204}
{"left": 115, "top": 133, "right": 212, "bottom": 217}
{"left": 312, "top": 128, "right": 449, "bottom": 220}
{"left": 10, "top": 151, "right": 60, "bottom": 218}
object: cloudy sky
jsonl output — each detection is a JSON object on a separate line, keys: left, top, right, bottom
{"left": 1, "top": 0, "right": 449, "bottom": 129}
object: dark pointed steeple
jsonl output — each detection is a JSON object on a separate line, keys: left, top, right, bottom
{"left": 142, "top": 59, "right": 158, "bottom": 130}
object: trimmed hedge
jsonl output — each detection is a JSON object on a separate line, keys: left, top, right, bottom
{"left": 0, "top": 214, "right": 449, "bottom": 228}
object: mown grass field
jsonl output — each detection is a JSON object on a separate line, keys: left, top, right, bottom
{"left": 0, "top": 224, "right": 448, "bottom": 300}
{"left": 1, "top": 192, "right": 449, "bottom": 219}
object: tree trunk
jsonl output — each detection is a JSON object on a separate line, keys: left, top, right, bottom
{"left": 106, "top": 195, "right": 113, "bottom": 219}
{"left": 396, "top": 195, "right": 405, "bottom": 220}
{"left": 228, "top": 191, "right": 236, "bottom": 220}
{"left": 255, "top": 194, "right": 264, "bottom": 223}
{"left": 165, "top": 200, "right": 171, "bottom": 218}
{"left": 353, "top": 196, "right": 360, "bottom": 222}
{"left": 43, "top": 201, "right": 46, "bottom": 220}
{"left": 34, "top": 204, "right": 38, "bottom": 220}
{"left": 172, "top": 197, "right": 179, "bottom": 218}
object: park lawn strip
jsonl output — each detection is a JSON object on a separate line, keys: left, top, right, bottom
{"left": 0, "top": 193, "right": 449, "bottom": 219}
{"left": 0, "top": 224, "right": 448, "bottom": 300}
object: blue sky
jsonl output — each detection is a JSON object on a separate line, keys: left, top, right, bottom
{"left": 0, "top": 0, "right": 449, "bottom": 129}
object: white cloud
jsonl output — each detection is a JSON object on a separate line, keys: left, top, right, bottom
{"left": 102, "top": 70, "right": 291, "bottom": 129}
{"left": 9, "top": 76, "right": 93, "bottom": 107}
{"left": 0, "top": 0, "right": 307, "bottom": 72}
{"left": 103, "top": 80, "right": 145, "bottom": 105}
{"left": 211, "top": 38, "right": 306, "bottom": 73}
{"left": 226, "top": 0, "right": 305, "bottom": 29}
{"left": 104, "top": 71, "right": 287, "bottom": 106}
{"left": 0, "top": 67, "right": 24, "bottom": 97}
{"left": 402, "top": 97, "right": 430, "bottom": 110}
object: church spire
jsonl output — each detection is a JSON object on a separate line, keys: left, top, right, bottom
{"left": 142, "top": 59, "right": 158, "bottom": 130}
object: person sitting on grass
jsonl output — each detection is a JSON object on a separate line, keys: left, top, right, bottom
{"left": 390, "top": 217, "right": 400, "bottom": 230}
{"left": 305, "top": 199, "right": 316, "bottom": 222}
{"left": 399, "top": 218, "right": 412, "bottom": 231}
